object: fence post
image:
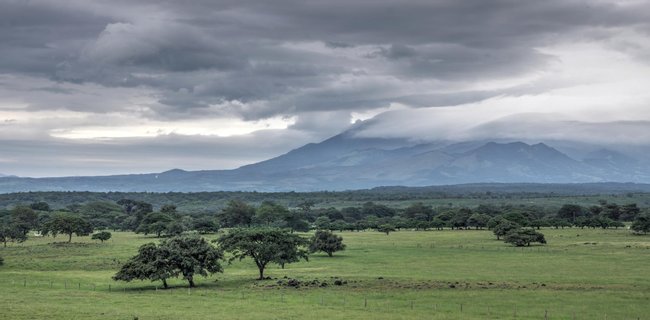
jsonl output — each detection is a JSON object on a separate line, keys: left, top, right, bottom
{"left": 109, "top": 284, "right": 111, "bottom": 292}
{"left": 364, "top": 297, "right": 367, "bottom": 308}
{"left": 545, "top": 309, "right": 548, "bottom": 320}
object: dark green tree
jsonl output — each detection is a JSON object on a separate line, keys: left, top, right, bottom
{"left": 162, "top": 236, "right": 224, "bottom": 287}
{"left": 114, "top": 236, "right": 223, "bottom": 288}
{"left": 631, "top": 214, "right": 650, "bottom": 234}
{"left": 40, "top": 213, "right": 93, "bottom": 243}
{"left": 493, "top": 220, "right": 519, "bottom": 240}
{"left": 216, "top": 228, "right": 308, "bottom": 280}
{"left": 193, "top": 217, "right": 219, "bottom": 234}
{"left": 467, "top": 213, "right": 490, "bottom": 230}
{"left": 30, "top": 201, "right": 51, "bottom": 212}
{"left": 377, "top": 224, "right": 395, "bottom": 235}
{"left": 0, "top": 223, "right": 27, "bottom": 247}
{"left": 557, "top": 204, "right": 583, "bottom": 222}
{"left": 309, "top": 230, "right": 346, "bottom": 257}
{"left": 91, "top": 231, "right": 112, "bottom": 243}
{"left": 217, "top": 200, "right": 255, "bottom": 227}
{"left": 504, "top": 229, "right": 546, "bottom": 247}
{"left": 10, "top": 206, "right": 39, "bottom": 235}
{"left": 113, "top": 242, "right": 177, "bottom": 288}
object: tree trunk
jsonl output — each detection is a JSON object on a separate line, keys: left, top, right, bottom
{"left": 68, "top": 233, "right": 72, "bottom": 243}
{"left": 327, "top": 251, "right": 333, "bottom": 257}
{"left": 258, "top": 267, "right": 265, "bottom": 280}
{"left": 162, "top": 279, "right": 168, "bottom": 289}
{"left": 188, "top": 277, "right": 195, "bottom": 288}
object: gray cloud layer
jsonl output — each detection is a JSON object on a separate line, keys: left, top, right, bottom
{"left": 1, "top": 0, "right": 649, "bottom": 176}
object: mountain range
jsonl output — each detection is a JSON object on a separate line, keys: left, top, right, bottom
{"left": 1, "top": 126, "right": 649, "bottom": 193}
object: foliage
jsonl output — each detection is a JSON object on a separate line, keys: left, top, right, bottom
{"left": 309, "top": 230, "right": 346, "bottom": 257}
{"left": 114, "top": 236, "right": 223, "bottom": 288}
{"left": 492, "top": 220, "right": 519, "bottom": 240}
{"left": 503, "top": 229, "right": 547, "bottom": 247}
{"left": 10, "top": 206, "right": 39, "bottom": 235}
{"left": 216, "top": 228, "right": 308, "bottom": 279}
{"left": 113, "top": 242, "right": 177, "bottom": 288}
{"left": 0, "top": 222, "right": 27, "bottom": 247}
{"left": 193, "top": 217, "right": 219, "bottom": 234}
{"left": 377, "top": 224, "right": 395, "bottom": 235}
{"left": 162, "top": 236, "right": 224, "bottom": 287}
{"left": 91, "top": 231, "right": 112, "bottom": 243}
{"left": 631, "top": 214, "right": 650, "bottom": 234}
{"left": 40, "top": 213, "right": 93, "bottom": 243}
{"left": 218, "top": 200, "right": 255, "bottom": 227}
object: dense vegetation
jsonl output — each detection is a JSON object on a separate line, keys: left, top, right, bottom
{"left": 1, "top": 187, "right": 649, "bottom": 319}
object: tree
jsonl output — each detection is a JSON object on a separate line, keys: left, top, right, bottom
{"left": 162, "top": 236, "right": 224, "bottom": 287}
{"left": 402, "top": 202, "right": 434, "bottom": 221}
{"left": 114, "top": 236, "right": 223, "bottom": 288}
{"left": 467, "top": 213, "right": 490, "bottom": 230}
{"left": 113, "top": 242, "right": 177, "bottom": 289}
{"left": 0, "top": 223, "right": 27, "bottom": 247}
{"left": 620, "top": 204, "right": 641, "bottom": 221}
{"left": 0, "top": 256, "right": 3, "bottom": 266}
{"left": 40, "top": 213, "right": 93, "bottom": 243}
{"left": 631, "top": 214, "right": 650, "bottom": 234}
{"left": 557, "top": 204, "right": 583, "bottom": 222}
{"left": 91, "top": 231, "right": 112, "bottom": 243}
{"left": 218, "top": 200, "right": 255, "bottom": 227}
{"left": 193, "top": 218, "right": 219, "bottom": 234}
{"left": 255, "top": 201, "right": 289, "bottom": 225}
{"left": 309, "top": 230, "right": 346, "bottom": 257}
{"left": 10, "top": 206, "right": 38, "bottom": 235}
{"left": 117, "top": 199, "right": 153, "bottom": 230}
{"left": 217, "top": 228, "right": 308, "bottom": 280}
{"left": 30, "top": 201, "right": 51, "bottom": 212}
{"left": 137, "top": 212, "right": 173, "bottom": 237}
{"left": 493, "top": 220, "right": 519, "bottom": 240}
{"left": 314, "top": 216, "right": 331, "bottom": 230}
{"left": 377, "top": 224, "right": 395, "bottom": 235}
{"left": 504, "top": 229, "right": 546, "bottom": 247}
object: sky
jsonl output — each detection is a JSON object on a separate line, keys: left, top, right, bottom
{"left": 1, "top": 0, "right": 649, "bottom": 177}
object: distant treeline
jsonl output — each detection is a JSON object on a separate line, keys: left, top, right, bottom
{"left": 1, "top": 182, "right": 650, "bottom": 213}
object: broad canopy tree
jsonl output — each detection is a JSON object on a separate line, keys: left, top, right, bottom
{"left": 40, "top": 213, "right": 93, "bottom": 243}
{"left": 114, "top": 236, "right": 223, "bottom": 288}
{"left": 309, "top": 230, "right": 346, "bottom": 257}
{"left": 504, "top": 229, "right": 547, "bottom": 247}
{"left": 216, "top": 228, "right": 309, "bottom": 280}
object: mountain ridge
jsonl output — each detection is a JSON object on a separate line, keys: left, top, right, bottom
{"left": 0, "top": 136, "right": 649, "bottom": 193}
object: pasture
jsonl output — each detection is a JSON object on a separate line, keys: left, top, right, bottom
{"left": 1, "top": 228, "right": 649, "bottom": 319}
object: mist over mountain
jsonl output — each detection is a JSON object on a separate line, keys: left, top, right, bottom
{"left": 1, "top": 122, "right": 649, "bottom": 193}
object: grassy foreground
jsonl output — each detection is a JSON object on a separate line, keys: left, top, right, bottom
{"left": 1, "top": 228, "right": 649, "bottom": 319}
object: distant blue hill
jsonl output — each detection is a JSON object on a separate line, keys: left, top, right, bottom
{"left": 1, "top": 131, "right": 650, "bottom": 192}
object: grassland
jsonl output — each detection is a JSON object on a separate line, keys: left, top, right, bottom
{"left": 1, "top": 228, "right": 649, "bottom": 319}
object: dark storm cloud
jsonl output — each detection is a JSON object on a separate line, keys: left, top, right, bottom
{"left": 2, "top": 0, "right": 650, "bottom": 176}
{"left": 3, "top": 0, "right": 649, "bottom": 121}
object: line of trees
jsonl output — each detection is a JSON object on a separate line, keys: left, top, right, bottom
{"left": 114, "top": 228, "right": 334, "bottom": 287}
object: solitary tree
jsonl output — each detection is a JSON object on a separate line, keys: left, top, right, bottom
{"left": 163, "top": 236, "right": 224, "bottom": 287}
{"left": 114, "top": 236, "right": 223, "bottom": 288}
{"left": 10, "top": 206, "right": 39, "bottom": 236}
{"left": 91, "top": 231, "right": 112, "bottom": 243}
{"left": 114, "top": 242, "right": 177, "bottom": 289}
{"left": 217, "top": 228, "right": 308, "bottom": 280}
{"left": 504, "top": 229, "right": 546, "bottom": 247}
{"left": 40, "top": 213, "right": 93, "bottom": 243}
{"left": 309, "top": 230, "right": 346, "bottom": 257}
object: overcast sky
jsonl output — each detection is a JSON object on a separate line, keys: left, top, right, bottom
{"left": 1, "top": 0, "right": 649, "bottom": 177}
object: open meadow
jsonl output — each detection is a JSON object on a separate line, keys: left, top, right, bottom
{"left": 1, "top": 228, "right": 649, "bottom": 319}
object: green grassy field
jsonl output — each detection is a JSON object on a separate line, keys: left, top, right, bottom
{"left": 1, "top": 228, "right": 649, "bottom": 319}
